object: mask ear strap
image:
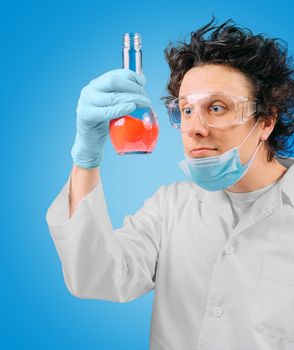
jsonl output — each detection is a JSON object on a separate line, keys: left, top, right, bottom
{"left": 239, "top": 117, "right": 261, "bottom": 148}
{"left": 248, "top": 139, "right": 263, "bottom": 164}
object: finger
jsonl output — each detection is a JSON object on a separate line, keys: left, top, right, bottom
{"left": 89, "top": 69, "right": 146, "bottom": 87}
{"left": 110, "top": 68, "right": 147, "bottom": 86}
{"left": 82, "top": 89, "right": 151, "bottom": 108}
{"left": 88, "top": 72, "right": 147, "bottom": 95}
{"left": 89, "top": 77, "right": 147, "bottom": 95}
{"left": 105, "top": 102, "right": 137, "bottom": 120}
{"left": 77, "top": 102, "right": 137, "bottom": 124}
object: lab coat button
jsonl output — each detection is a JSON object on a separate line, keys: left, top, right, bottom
{"left": 213, "top": 306, "right": 223, "bottom": 318}
{"left": 224, "top": 245, "right": 235, "bottom": 255}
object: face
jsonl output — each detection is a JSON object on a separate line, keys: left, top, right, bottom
{"left": 179, "top": 64, "right": 271, "bottom": 163}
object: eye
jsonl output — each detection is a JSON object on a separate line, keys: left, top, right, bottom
{"left": 209, "top": 104, "right": 226, "bottom": 113}
{"left": 181, "top": 107, "right": 193, "bottom": 116}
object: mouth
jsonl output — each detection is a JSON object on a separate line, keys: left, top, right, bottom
{"left": 189, "top": 148, "right": 217, "bottom": 157}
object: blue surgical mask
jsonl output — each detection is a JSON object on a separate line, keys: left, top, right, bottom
{"left": 179, "top": 118, "right": 263, "bottom": 191}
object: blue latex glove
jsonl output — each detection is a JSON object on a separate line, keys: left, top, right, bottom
{"left": 71, "top": 69, "right": 151, "bottom": 168}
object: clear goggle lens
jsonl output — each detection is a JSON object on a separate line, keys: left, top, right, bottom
{"left": 165, "top": 92, "right": 259, "bottom": 130}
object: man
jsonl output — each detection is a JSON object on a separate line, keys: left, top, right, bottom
{"left": 46, "top": 17, "right": 294, "bottom": 350}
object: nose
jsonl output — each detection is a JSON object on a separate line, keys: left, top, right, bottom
{"left": 182, "top": 111, "right": 209, "bottom": 137}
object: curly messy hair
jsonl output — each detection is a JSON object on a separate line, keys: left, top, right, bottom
{"left": 162, "top": 16, "right": 294, "bottom": 162}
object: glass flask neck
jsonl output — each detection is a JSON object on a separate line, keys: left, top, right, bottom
{"left": 122, "top": 32, "right": 142, "bottom": 75}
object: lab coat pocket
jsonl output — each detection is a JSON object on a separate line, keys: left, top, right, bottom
{"left": 252, "top": 257, "right": 294, "bottom": 342}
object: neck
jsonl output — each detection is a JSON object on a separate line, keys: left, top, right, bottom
{"left": 226, "top": 151, "right": 288, "bottom": 193}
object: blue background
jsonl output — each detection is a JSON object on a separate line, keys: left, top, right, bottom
{"left": 2, "top": 0, "right": 294, "bottom": 349}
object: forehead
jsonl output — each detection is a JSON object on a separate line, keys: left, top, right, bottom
{"left": 179, "top": 64, "right": 253, "bottom": 98}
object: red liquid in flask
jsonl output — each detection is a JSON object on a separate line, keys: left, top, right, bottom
{"left": 109, "top": 114, "right": 159, "bottom": 154}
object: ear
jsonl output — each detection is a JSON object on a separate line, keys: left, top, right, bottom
{"left": 259, "top": 107, "right": 278, "bottom": 141}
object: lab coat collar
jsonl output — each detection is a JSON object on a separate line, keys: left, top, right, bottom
{"left": 279, "top": 162, "right": 294, "bottom": 207}
{"left": 191, "top": 162, "right": 294, "bottom": 222}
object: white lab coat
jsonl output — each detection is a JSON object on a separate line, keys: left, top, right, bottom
{"left": 46, "top": 163, "right": 294, "bottom": 350}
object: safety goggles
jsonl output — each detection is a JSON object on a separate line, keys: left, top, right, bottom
{"left": 165, "top": 92, "right": 260, "bottom": 130}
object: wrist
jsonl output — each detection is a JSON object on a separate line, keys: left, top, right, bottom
{"left": 71, "top": 142, "right": 103, "bottom": 169}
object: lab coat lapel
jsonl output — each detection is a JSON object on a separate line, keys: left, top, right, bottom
{"left": 192, "top": 184, "right": 235, "bottom": 228}
{"left": 279, "top": 161, "right": 294, "bottom": 208}
{"left": 231, "top": 183, "right": 282, "bottom": 234}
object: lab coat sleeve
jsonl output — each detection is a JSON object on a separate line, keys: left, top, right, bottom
{"left": 45, "top": 174, "right": 164, "bottom": 303}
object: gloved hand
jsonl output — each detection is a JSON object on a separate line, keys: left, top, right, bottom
{"left": 71, "top": 68, "right": 151, "bottom": 168}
